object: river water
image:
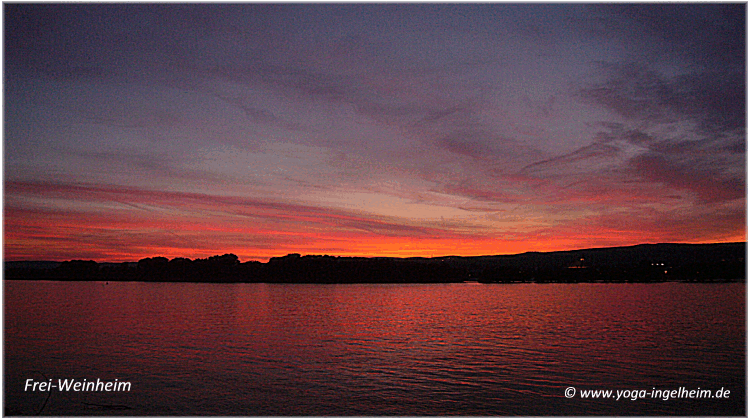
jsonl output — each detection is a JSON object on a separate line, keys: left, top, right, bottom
{"left": 4, "top": 281, "right": 745, "bottom": 416}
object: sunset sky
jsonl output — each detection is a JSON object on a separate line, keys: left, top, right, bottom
{"left": 4, "top": 4, "right": 746, "bottom": 262}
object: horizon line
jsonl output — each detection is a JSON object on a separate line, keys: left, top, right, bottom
{"left": 5, "top": 240, "right": 746, "bottom": 264}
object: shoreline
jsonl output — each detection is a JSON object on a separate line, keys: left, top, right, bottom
{"left": 6, "top": 242, "right": 746, "bottom": 284}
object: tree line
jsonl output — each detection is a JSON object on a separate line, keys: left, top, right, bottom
{"left": 4, "top": 242, "right": 746, "bottom": 283}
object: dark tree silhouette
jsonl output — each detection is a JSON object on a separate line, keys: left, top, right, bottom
{"left": 5, "top": 243, "right": 746, "bottom": 283}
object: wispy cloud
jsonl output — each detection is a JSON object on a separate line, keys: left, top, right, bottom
{"left": 5, "top": 4, "right": 745, "bottom": 261}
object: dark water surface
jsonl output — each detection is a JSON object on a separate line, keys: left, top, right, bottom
{"left": 4, "top": 281, "right": 746, "bottom": 416}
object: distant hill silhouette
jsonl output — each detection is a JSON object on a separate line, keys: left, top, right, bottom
{"left": 5, "top": 242, "right": 746, "bottom": 283}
